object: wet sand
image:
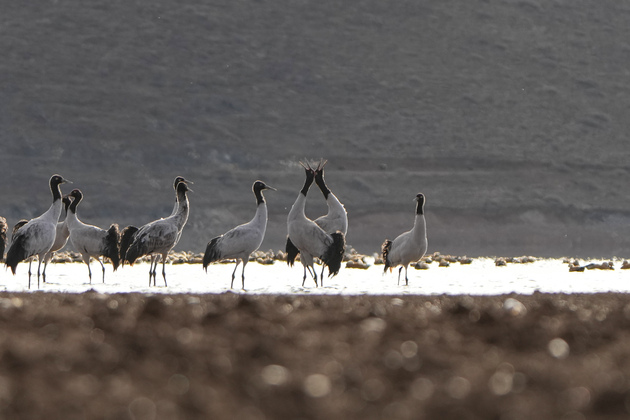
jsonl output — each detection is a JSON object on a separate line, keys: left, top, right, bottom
{"left": 0, "top": 291, "right": 629, "bottom": 419}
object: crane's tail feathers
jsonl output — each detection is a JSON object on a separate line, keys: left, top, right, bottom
{"left": 122, "top": 226, "right": 143, "bottom": 267}
{"left": 119, "top": 225, "right": 139, "bottom": 266}
{"left": 11, "top": 220, "right": 28, "bottom": 242}
{"left": 104, "top": 224, "right": 121, "bottom": 271}
{"left": 0, "top": 218, "right": 6, "bottom": 262}
{"left": 202, "top": 236, "right": 222, "bottom": 270}
{"left": 5, "top": 235, "right": 28, "bottom": 275}
{"left": 381, "top": 239, "right": 393, "bottom": 273}
{"left": 124, "top": 242, "right": 141, "bottom": 267}
{"left": 285, "top": 236, "right": 299, "bottom": 267}
{"left": 322, "top": 231, "right": 345, "bottom": 277}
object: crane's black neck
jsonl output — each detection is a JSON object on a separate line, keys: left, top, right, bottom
{"left": 176, "top": 182, "right": 189, "bottom": 209}
{"left": 50, "top": 176, "right": 63, "bottom": 202}
{"left": 315, "top": 172, "right": 330, "bottom": 199}
{"left": 416, "top": 195, "right": 425, "bottom": 215}
{"left": 69, "top": 191, "right": 83, "bottom": 214}
{"left": 301, "top": 170, "right": 314, "bottom": 196}
{"left": 62, "top": 197, "right": 71, "bottom": 215}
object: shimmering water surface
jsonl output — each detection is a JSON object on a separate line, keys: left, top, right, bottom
{"left": 2, "top": 258, "right": 628, "bottom": 295}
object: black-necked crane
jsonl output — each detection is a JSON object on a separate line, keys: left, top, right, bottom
{"left": 381, "top": 193, "right": 428, "bottom": 286}
{"left": 66, "top": 189, "right": 120, "bottom": 283}
{"left": 5, "top": 174, "right": 70, "bottom": 288}
{"left": 119, "top": 176, "right": 191, "bottom": 267}
{"left": 0, "top": 217, "right": 6, "bottom": 262}
{"left": 41, "top": 196, "right": 72, "bottom": 277}
{"left": 123, "top": 180, "right": 190, "bottom": 286}
{"left": 286, "top": 162, "right": 345, "bottom": 287}
{"left": 203, "top": 180, "right": 275, "bottom": 289}
{"left": 313, "top": 159, "right": 348, "bottom": 236}
{"left": 11, "top": 199, "right": 72, "bottom": 282}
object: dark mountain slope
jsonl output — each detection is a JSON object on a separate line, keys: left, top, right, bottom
{"left": 2, "top": 0, "right": 630, "bottom": 257}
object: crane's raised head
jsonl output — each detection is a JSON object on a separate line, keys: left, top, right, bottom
{"left": 67, "top": 189, "right": 83, "bottom": 212}
{"left": 174, "top": 176, "right": 193, "bottom": 189}
{"left": 50, "top": 174, "right": 70, "bottom": 187}
{"left": 315, "top": 159, "right": 328, "bottom": 173}
{"left": 298, "top": 161, "right": 315, "bottom": 196}
{"left": 253, "top": 180, "right": 276, "bottom": 193}
{"left": 70, "top": 189, "right": 83, "bottom": 200}
{"left": 299, "top": 161, "right": 316, "bottom": 178}
{"left": 176, "top": 181, "right": 191, "bottom": 194}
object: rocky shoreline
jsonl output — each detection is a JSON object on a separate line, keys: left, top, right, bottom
{"left": 46, "top": 250, "right": 630, "bottom": 274}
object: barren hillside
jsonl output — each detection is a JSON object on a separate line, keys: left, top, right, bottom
{"left": 2, "top": 0, "right": 630, "bottom": 257}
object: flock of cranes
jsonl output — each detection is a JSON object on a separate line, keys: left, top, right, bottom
{"left": 0, "top": 160, "right": 429, "bottom": 289}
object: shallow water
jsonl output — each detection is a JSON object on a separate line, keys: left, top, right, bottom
{"left": 2, "top": 258, "right": 629, "bottom": 295}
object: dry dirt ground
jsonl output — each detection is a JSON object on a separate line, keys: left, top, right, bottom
{"left": 1, "top": 291, "right": 630, "bottom": 419}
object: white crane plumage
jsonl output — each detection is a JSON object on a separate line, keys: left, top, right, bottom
{"left": 286, "top": 162, "right": 345, "bottom": 287}
{"left": 66, "top": 189, "right": 120, "bottom": 283}
{"left": 203, "top": 180, "right": 275, "bottom": 289}
{"left": 382, "top": 193, "right": 428, "bottom": 286}
{"left": 5, "top": 174, "right": 70, "bottom": 288}
{"left": 123, "top": 180, "right": 191, "bottom": 286}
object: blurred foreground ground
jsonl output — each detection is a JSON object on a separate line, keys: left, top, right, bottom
{"left": 1, "top": 291, "right": 630, "bottom": 419}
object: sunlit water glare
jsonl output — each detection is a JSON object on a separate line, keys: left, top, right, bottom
{"left": 2, "top": 258, "right": 629, "bottom": 295}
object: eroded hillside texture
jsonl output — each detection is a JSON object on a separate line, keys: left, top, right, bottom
{"left": 2, "top": 0, "right": 629, "bottom": 257}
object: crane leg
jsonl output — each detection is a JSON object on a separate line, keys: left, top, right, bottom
{"left": 28, "top": 259, "right": 33, "bottom": 289}
{"left": 148, "top": 255, "right": 158, "bottom": 286}
{"left": 37, "top": 259, "right": 43, "bottom": 289}
{"left": 240, "top": 260, "right": 248, "bottom": 290}
{"left": 230, "top": 261, "right": 240, "bottom": 289}
{"left": 162, "top": 258, "right": 167, "bottom": 287}
{"left": 98, "top": 258, "right": 106, "bottom": 283}
{"left": 43, "top": 254, "right": 52, "bottom": 283}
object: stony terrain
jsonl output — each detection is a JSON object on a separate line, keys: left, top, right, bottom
{"left": 0, "top": 291, "right": 628, "bottom": 420}
{"left": 2, "top": 0, "right": 630, "bottom": 257}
